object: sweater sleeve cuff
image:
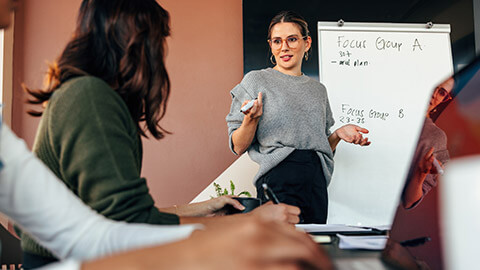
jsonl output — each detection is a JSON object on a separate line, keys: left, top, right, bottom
{"left": 228, "top": 132, "right": 239, "bottom": 155}
{"left": 152, "top": 210, "right": 181, "bottom": 225}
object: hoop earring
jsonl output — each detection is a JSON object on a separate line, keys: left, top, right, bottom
{"left": 270, "top": 54, "right": 276, "bottom": 65}
{"left": 304, "top": 51, "right": 309, "bottom": 61}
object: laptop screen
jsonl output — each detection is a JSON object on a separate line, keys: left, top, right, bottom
{"left": 384, "top": 57, "right": 480, "bottom": 269}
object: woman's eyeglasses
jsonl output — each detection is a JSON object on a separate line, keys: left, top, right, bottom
{"left": 268, "top": 35, "right": 307, "bottom": 51}
{"left": 434, "top": 87, "right": 452, "bottom": 103}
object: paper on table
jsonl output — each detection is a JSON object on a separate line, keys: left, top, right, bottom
{"left": 296, "top": 224, "right": 372, "bottom": 233}
{"left": 337, "top": 234, "right": 388, "bottom": 250}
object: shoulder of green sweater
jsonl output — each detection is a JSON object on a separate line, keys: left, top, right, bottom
{"left": 48, "top": 76, "right": 131, "bottom": 121}
{"left": 51, "top": 76, "right": 125, "bottom": 107}
{"left": 44, "top": 76, "right": 137, "bottom": 144}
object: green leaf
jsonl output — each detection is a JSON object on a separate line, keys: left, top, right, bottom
{"left": 223, "top": 188, "right": 229, "bottom": 195}
{"left": 237, "top": 191, "right": 252, "bottom": 198}
{"left": 213, "top": 182, "right": 222, "bottom": 197}
{"left": 230, "top": 180, "right": 235, "bottom": 195}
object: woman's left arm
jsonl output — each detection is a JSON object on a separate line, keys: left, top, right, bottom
{"left": 329, "top": 124, "right": 371, "bottom": 151}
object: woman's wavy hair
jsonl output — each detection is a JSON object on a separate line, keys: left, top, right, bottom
{"left": 26, "top": 0, "right": 171, "bottom": 139}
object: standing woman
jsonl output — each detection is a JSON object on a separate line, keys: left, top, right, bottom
{"left": 226, "top": 11, "right": 371, "bottom": 224}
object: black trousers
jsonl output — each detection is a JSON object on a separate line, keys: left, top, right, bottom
{"left": 256, "top": 150, "right": 328, "bottom": 224}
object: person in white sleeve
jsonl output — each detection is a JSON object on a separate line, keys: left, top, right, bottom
{"left": 0, "top": 124, "right": 331, "bottom": 270}
{"left": 0, "top": 124, "right": 200, "bottom": 260}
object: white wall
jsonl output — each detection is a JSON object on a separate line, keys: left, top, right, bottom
{"left": 191, "top": 153, "right": 258, "bottom": 202}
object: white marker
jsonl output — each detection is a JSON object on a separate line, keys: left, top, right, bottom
{"left": 433, "top": 158, "right": 444, "bottom": 175}
{"left": 240, "top": 98, "right": 257, "bottom": 113}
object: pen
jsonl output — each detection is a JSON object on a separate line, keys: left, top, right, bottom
{"left": 262, "top": 183, "right": 280, "bottom": 204}
{"left": 400, "top": 236, "right": 431, "bottom": 247}
{"left": 240, "top": 98, "right": 258, "bottom": 113}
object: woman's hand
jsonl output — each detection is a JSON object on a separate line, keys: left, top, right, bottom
{"left": 183, "top": 217, "right": 333, "bottom": 270}
{"left": 248, "top": 201, "right": 301, "bottom": 224}
{"left": 231, "top": 92, "right": 263, "bottom": 154}
{"left": 178, "top": 201, "right": 302, "bottom": 228}
{"left": 242, "top": 92, "right": 263, "bottom": 120}
{"left": 329, "top": 124, "right": 371, "bottom": 151}
{"left": 335, "top": 124, "right": 371, "bottom": 145}
{"left": 418, "top": 147, "right": 443, "bottom": 175}
{"left": 204, "top": 196, "right": 246, "bottom": 216}
{"left": 401, "top": 147, "right": 444, "bottom": 209}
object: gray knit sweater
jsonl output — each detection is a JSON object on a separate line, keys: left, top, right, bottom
{"left": 226, "top": 68, "right": 335, "bottom": 185}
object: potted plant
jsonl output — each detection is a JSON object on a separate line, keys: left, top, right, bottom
{"left": 212, "top": 180, "right": 252, "bottom": 198}
{"left": 211, "top": 181, "right": 260, "bottom": 214}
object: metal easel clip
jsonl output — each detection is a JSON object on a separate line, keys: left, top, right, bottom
{"left": 426, "top": 21, "right": 433, "bottom": 29}
{"left": 337, "top": 19, "right": 345, "bottom": 27}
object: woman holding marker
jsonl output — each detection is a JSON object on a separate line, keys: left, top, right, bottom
{"left": 226, "top": 11, "right": 371, "bottom": 224}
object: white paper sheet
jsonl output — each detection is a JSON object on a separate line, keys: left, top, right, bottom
{"left": 337, "top": 234, "right": 388, "bottom": 250}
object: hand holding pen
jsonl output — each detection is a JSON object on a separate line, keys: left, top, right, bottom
{"left": 262, "top": 183, "right": 280, "bottom": 204}
{"left": 421, "top": 147, "right": 444, "bottom": 175}
{"left": 262, "top": 183, "right": 304, "bottom": 223}
{"left": 240, "top": 92, "right": 263, "bottom": 120}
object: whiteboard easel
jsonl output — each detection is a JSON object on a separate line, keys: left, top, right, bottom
{"left": 318, "top": 22, "right": 453, "bottom": 226}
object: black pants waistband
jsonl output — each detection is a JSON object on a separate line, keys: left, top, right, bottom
{"left": 285, "top": 149, "right": 320, "bottom": 163}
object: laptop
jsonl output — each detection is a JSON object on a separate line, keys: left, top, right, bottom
{"left": 384, "top": 56, "right": 480, "bottom": 269}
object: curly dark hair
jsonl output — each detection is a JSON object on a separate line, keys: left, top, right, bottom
{"left": 26, "top": 0, "right": 171, "bottom": 139}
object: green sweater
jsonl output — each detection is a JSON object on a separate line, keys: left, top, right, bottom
{"left": 21, "top": 76, "right": 179, "bottom": 258}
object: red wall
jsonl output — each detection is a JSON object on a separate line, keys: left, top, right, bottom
{"left": 11, "top": 0, "right": 242, "bottom": 207}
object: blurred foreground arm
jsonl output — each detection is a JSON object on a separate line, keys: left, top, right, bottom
{"left": 82, "top": 217, "right": 333, "bottom": 270}
{"left": 0, "top": 125, "right": 200, "bottom": 261}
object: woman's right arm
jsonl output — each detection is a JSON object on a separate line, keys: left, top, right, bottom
{"left": 226, "top": 89, "right": 263, "bottom": 155}
{"left": 231, "top": 92, "right": 263, "bottom": 154}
